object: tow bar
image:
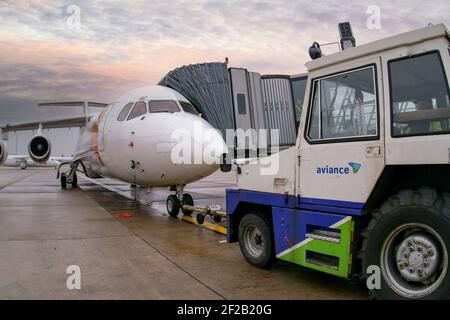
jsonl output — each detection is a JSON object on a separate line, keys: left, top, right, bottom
{"left": 181, "top": 205, "right": 226, "bottom": 224}
{"left": 180, "top": 204, "right": 227, "bottom": 235}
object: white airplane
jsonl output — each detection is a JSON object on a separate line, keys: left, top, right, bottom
{"left": 0, "top": 85, "right": 228, "bottom": 216}
{"left": 1, "top": 154, "right": 73, "bottom": 169}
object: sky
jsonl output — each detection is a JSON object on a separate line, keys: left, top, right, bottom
{"left": 0, "top": 0, "right": 449, "bottom": 155}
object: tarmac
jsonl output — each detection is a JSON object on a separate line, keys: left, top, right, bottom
{"left": 0, "top": 167, "right": 366, "bottom": 299}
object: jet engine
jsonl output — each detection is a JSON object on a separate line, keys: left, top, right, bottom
{"left": 0, "top": 140, "right": 8, "bottom": 165}
{"left": 28, "top": 135, "right": 51, "bottom": 163}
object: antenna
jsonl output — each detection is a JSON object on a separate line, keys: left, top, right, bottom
{"left": 338, "top": 22, "right": 356, "bottom": 50}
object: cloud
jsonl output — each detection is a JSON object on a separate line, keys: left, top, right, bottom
{"left": 1, "top": 0, "right": 449, "bottom": 129}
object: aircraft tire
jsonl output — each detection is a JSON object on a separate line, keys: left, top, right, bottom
{"left": 167, "top": 195, "right": 180, "bottom": 217}
{"left": 181, "top": 194, "right": 194, "bottom": 216}
{"left": 72, "top": 173, "right": 78, "bottom": 188}
{"left": 61, "top": 175, "right": 67, "bottom": 190}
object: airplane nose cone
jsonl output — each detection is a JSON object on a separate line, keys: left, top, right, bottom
{"left": 189, "top": 117, "right": 227, "bottom": 166}
{"left": 201, "top": 124, "right": 228, "bottom": 166}
{"left": 170, "top": 116, "right": 228, "bottom": 168}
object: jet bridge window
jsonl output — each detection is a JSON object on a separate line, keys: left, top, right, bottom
{"left": 117, "top": 102, "right": 134, "bottom": 121}
{"left": 389, "top": 51, "right": 450, "bottom": 137}
{"left": 306, "top": 66, "right": 378, "bottom": 142}
{"left": 127, "top": 101, "right": 148, "bottom": 120}
{"left": 180, "top": 101, "right": 199, "bottom": 115}
{"left": 149, "top": 100, "right": 180, "bottom": 113}
{"left": 237, "top": 94, "right": 247, "bottom": 115}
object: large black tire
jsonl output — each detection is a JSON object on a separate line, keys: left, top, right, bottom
{"left": 72, "top": 173, "right": 78, "bottom": 188}
{"left": 360, "top": 188, "right": 450, "bottom": 300}
{"left": 166, "top": 195, "right": 180, "bottom": 217}
{"left": 181, "top": 194, "right": 194, "bottom": 216}
{"left": 60, "top": 175, "right": 67, "bottom": 190}
{"left": 238, "top": 213, "right": 275, "bottom": 268}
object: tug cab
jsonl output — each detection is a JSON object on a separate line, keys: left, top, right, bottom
{"left": 226, "top": 23, "right": 450, "bottom": 299}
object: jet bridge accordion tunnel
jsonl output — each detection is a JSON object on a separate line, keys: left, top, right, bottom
{"left": 159, "top": 62, "right": 307, "bottom": 156}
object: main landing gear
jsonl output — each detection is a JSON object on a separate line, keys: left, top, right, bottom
{"left": 166, "top": 185, "right": 194, "bottom": 217}
{"left": 57, "top": 160, "right": 86, "bottom": 189}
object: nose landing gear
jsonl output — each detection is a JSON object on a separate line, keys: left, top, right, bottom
{"left": 166, "top": 185, "right": 194, "bottom": 217}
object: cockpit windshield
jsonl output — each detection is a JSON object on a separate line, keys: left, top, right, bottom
{"left": 149, "top": 100, "right": 180, "bottom": 113}
{"left": 117, "top": 102, "right": 134, "bottom": 121}
{"left": 127, "top": 101, "right": 147, "bottom": 120}
{"left": 180, "top": 101, "right": 199, "bottom": 115}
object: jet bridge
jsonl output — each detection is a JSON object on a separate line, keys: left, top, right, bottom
{"left": 159, "top": 62, "right": 307, "bottom": 154}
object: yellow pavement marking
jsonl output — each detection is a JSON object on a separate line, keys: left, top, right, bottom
{"left": 182, "top": 215, "right": 227, "bottom": 236}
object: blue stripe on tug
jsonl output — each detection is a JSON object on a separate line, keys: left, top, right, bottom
{"left": 226, "top": 189, "right": 364, "bottom": 217}
{"left": 271, "top": 207, "right": 345, "bottom": 255}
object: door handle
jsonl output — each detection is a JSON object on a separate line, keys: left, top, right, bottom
{"left": 366, "top": 146, "right": 381, "bottom": 156}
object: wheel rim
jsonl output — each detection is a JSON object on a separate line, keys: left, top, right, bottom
{"left": 381, "top": 223, "right": 448, "bottom": 299}
{"left": 243, "top": 224, "right": 264, "bottom": 258}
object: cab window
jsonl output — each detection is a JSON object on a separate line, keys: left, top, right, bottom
{"left": 117, "top": 102, "right": 134, "bottom": 121}
{"left": 180, "top": 101, "right": 199, "bottom": 115}
{"left": 149, "top": 100, "right": 180, "bottom": 113}
{"left": 389, "top": 51, "right": 450, "bottom": 137}
{"left": 306, "top": 65, "right": 378, "bottom": 142}
{"left": 291, "top": 75, "right": 308, "bottom": 130}
{"left": 127, "top": 101, "right": 147, "bottom": 120}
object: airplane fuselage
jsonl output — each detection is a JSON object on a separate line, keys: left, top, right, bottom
{"left": 74, "top": 86, "right": 226, "bottom": 187}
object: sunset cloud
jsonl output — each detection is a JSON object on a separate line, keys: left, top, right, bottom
{"left": 1, "top": 0, "right": 449, "bottom": 127}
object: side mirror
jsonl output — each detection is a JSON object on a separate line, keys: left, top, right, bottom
{"left": 219, "top": 153, "right": 232, "bottom": 172}
{"left": 220, "top": 163, "right": 232, "bottom": 172}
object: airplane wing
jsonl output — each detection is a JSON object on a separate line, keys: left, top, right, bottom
{"left": 1, "top": 116, "right": 87, "bottom": 133}
{"left": 1, "top": 101, "right": 109, "bottom": 133}
{"left": 38, "top": 101, "right": 108, "bottom": 108}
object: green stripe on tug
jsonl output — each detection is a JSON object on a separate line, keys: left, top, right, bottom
{"left": 278, "top": 217, "right": 354, "bottom": 278}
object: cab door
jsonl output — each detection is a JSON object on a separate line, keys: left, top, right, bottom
{"left": 298, "top": 58, "right": 385, "bottom": 206}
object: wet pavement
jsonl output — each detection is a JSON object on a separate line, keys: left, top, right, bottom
{"left": 0, "top": 167, "right": 366, "bottom": 299}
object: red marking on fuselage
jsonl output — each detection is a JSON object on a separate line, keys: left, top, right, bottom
{"left": 92, "top": 110, "right": 106, "bottom": 167}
